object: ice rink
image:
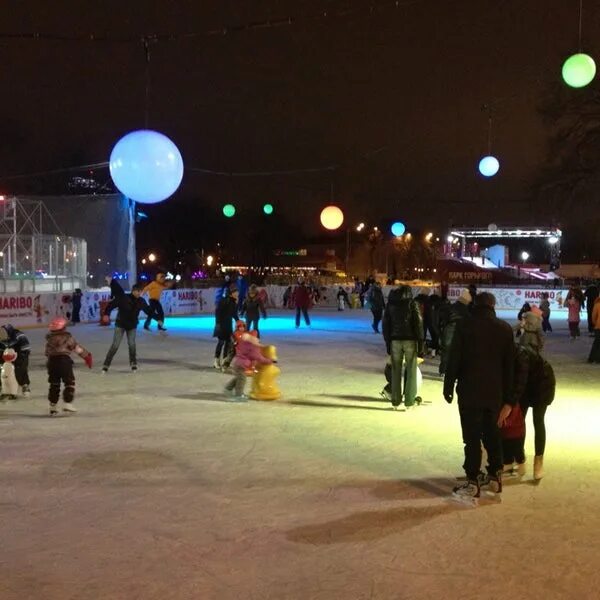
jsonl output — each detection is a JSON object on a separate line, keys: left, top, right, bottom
{"left": 2, "top": 308, "right": 600, "bottom": 600}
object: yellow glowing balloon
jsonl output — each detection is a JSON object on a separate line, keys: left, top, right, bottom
{"left": 320, "top": 205, "right": 344, "bottom": 230}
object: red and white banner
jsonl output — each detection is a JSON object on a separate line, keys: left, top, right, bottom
{"left": 448, "top": 286, "right": 570, "bottom": 311}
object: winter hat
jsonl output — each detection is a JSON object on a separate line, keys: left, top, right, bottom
{"left": 458, "top": 289, "right": 472, "bottom": 305}
{"left": 530, "top": 305, "right": 543, "bottom": 318}
{"left": 49, "top": 317, "right": 67, "bottom": 332}
{"left": 2, "top": 348, "right": 17, "bottom": 362}
{"left": 235, "top": 320, "right": 247, "bottom": 331}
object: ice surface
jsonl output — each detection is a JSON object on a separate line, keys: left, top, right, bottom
{"left": 1, "top": 308, "right": 600, "bottom": 600}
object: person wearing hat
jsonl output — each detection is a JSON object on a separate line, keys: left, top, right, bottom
{"left": 438, "top": 289, "right": 472, "bottom": 375}
{"left": 0, "top": 324, "right": 32, "bottom": 396}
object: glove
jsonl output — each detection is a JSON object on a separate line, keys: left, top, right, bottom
{"left": 84, "top": 354, "right": 93, "bottom": 369}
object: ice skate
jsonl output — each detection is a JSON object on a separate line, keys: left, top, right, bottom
{"left": 534, "top": 455, "right": 544, "bottom": 480}
{"left": 516, "top": 461, "right": 527, "bottom": 477}
{"left": 480, "top": 471, "right": 503, "bottom": 498}
{"left": 503, "top": 463, "right": 516, "bottom": 477}
{"left": 49, "top": 403, "right": 58, "bottom": 416}
{"left": 213, "top": 357, "right": 221, "bottom": 370}
{"left": 102, "top": 366, "right": 108, "bottom": 374}
{"left": 451, "top": 480, "right": 480, "bottom": 506}
{"left": 143, "top": 324, "right": 151, "bottom": 331}
{"left": 63, "top": 403, "right": 77, "bottom": 414}
{"left": 22, "top": 385, "right": 31, "bottom": 397}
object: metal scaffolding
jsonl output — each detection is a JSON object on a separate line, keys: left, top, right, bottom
{"left": 0, "top": 196, "right": 87, "bottom": 292}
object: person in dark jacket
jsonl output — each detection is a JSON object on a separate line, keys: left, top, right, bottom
{"left": 367, "top": 282, "right": 385, "bottom": 333}
{"left": 292, "top": 279, "right": 312, "bottom": 328}
{"left": 282, "top": 286, "right": 292, "bottom": 308}
{"left": 584, "top": 283, "right": 599, "bottom": 335}
{"left": 71, "top": 288, "right": 83, "bottom": 324}
{"left": 241, "top": 284, "right": 267, "bottom": 337}
{"left": 382, "top": 285, "right": 424, "bottom": 409}
{"left": 512, "top": 342, "right": 556, "bottom": 480}
{"left": 426, "top": 292, "right": 442, "bottom": 355}
{"left": 102, "top": 281, "right": 152, "bottom": 372}
{"left": 0, "top": 324, "right": 32, "bottom": 396}
{"left": 438, "top": 289, "right": 471, "bottom": 375}
{"left": 444, "top": 292, "right": 516, "bottom": 502}
{"left": 214, "top": 288, "right": 239, "bottom": 368}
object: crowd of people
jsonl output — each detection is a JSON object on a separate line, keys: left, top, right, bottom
{"left": 2, "top": 273, "right": 595, "bottom": 502}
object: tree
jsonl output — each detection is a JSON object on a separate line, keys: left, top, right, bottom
{"left": 534, "top": 83, "right": 600, "bottom": 260}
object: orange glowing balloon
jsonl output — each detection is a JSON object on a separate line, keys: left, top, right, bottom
{"left": 320, "top": 205, "right": 344, "bottom": 230}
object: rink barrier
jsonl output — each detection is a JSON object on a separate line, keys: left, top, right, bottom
{"left": 0, "top": 285, "right": 573, "bottom": 328}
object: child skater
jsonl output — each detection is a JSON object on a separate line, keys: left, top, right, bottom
{"left": 224, "top": 331, "right": 273, "bottom": 399}
{"left": 221, "top": 320, "right": 247, "bottom": 371}
{"left": 45, "top": 317, "right": 92, "bottom": 415}
{"left": 500, "top": 400, "right": 526, "bottom": 477}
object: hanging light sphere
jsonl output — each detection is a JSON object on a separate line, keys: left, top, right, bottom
{"left": 109, "top": 130, "right": 184, "bottom": 204}
{"left": 478, "top": 155, "right": 500, "bottom": 177}
{"left": 223, "top": 204, "right": 236, "bottom": 218}
{"left": 320, "top": 205, "right": 344, "bottom": 230}
{"left": 562, "top": 53, "right": 596, "bottom": 88}
{"left": 391, "top": 221, "right": 406, "bottom": 237}
{"left": 263, "top": 203, "right": 274, "bottom": 215}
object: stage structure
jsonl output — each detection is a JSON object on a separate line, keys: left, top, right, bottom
{"left": 0, "top": 196, "right": 87, "bottom": 293}
{"left": 449, "top": 226, "right": 562, "bottom": 269}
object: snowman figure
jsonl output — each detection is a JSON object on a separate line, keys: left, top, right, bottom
{"left": 1, "top": 348, "right": 19, "bottom": 400}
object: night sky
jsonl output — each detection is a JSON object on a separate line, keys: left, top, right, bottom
{"left": 1, "top": 1, "right": 598, "bottom": 254}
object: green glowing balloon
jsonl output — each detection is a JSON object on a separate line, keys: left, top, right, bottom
{"left": 223, "top": 204, "right": 235, "bottom": 217}
{"left": 562, "top": 53, "right": 596, "bottom": 88}
{"left": 263, "top": 203, "right": 274, "bottom": 215}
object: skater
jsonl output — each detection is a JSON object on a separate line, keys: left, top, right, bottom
{"left": 382, "top": 285, "right": 424, "bottom": 409}
{"left": 515, "top": 302, "right": 531, "bottom": 337}
{"left": 500, "top": 400, "right": 526, "bottom": 478}
{"left": 292, "top": 278, "right": 312, "bottom": 328}
{"left": 367, "top": 281, "right": 385, "bottom": 333}
{"left": 566, "top": 290, "right": 582, "bottom": 340}
{"left": 45, "top": 317, "right": 93, "bottom": 415}
{"left": 214, "top": 288, "right": 239, "bottom": 369}
{"left": 518, "top": 305, "right": 544, "bottom": 352}
{"left": 514, "top": 339, "right": 556, "bottom": 480}
{"left": 282, "top": 285, "right": 292, "bottom": 308}
{"left": 585, "top": 282, "right": 599, "bottom": 335}
{"left": 222, "top": 320, "right": 247, "bottom": 370}
{"left": 71, "top": 288, "right": 83, "bottom": 324}
{"left": 143, "top": 272, "right": 173, "bottom": 331}
{"left": 1, "top": 348, "right": 19, "bottom": 399}
{"left": 0, "top": 324, "right": 32, "bottom": 396}
{"left": 444, "top": 292, "right": 516, "bottom": 503}
{"left": 102, "top": 281, "right": 152, "bottom": 372}
{"left": 425, "top": 292, "right": 442, "bottom": 356}
{"left": 587, "top": 296, "right": 600, "bottom": 364}
{"left": 336, "top": 286, "right": 350, "bottom": 311}
{"left": 224, "top": 331, "right": 273, "bottom": 399}
{"left": 241, "top": 284, "right": 267, "bottom": 337}
{"left": 438, "top": 289, "right": 471, "bottom": 375}
{"left": 540, "top": 292, "right": 552, "bottom": 333}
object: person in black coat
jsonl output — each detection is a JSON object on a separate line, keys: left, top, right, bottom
{"left": 0, "top": 324, "right": 32, "bottom": 395}
{"left": 367, "top": 282, "right": 385, "bottom": 333}
{"left": 382, "top": 285, "right": 424, "bottom": 408}
{"left": 71, "top": 288, "right": 83, "bottom": 324}
{"left": 444, "top": 292, "right": 516, "bottom": 500}
{"left": 512, "top": 342, "right": 555, "bottom": 480}
{"left": 438, "top": 289, "right": 471, "bottom": 375}
{"left": 214, "top": 288, "right": 239, "bottom": 368}
{"left": 584, "top": 283, "right": 599, "bottom": 335}
{"left": 102, "top": 281, "right": 152, "bottom": 372}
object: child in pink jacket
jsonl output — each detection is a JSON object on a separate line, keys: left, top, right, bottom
{"left": 224, "top": 332, "right": 273, "bottom": 399}
{"left": 567, "top": 296, "right": 582, "bottom": 340}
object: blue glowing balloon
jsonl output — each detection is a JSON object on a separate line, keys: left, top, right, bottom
{"left": 478, "top": 155, "right": 500, "bottom": 177}
{"left": 109, "top": 130, "right": 184, "bottom": 204}
{"left": 391, "top": 221, "right": 406, "bottom": 237}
